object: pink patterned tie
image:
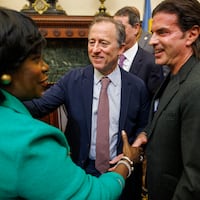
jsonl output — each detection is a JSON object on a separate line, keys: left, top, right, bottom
{"left": 95, "top": 77, "right": 110, "bottom": 173}
{"left": 119, "top": 54, "right": 126, "bottom": 68}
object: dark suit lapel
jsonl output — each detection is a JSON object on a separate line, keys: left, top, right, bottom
{"left": 148, "top": 74, "right": 179, "bottom": 138}
{"left": 81, "top": 66, "right": 94, "bottom": 137}
{"left": 147, "top": 74, "right": 170, "bottom": 123}
{"left": 148, "top": 56, "right": 197, "bottom": 138}
{"left": 119, "top": 69, "right": 131, "bottom": 131}
{"left": 129, "top": 47, "right": 143, "bottom": 75}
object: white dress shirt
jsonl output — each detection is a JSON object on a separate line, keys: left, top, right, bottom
{"left": 119, "top": 42, "right": 138, "bottom": 72}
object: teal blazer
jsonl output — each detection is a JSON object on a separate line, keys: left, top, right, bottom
{"left": 0, "top": 90, "right": 124, "bottom": 200}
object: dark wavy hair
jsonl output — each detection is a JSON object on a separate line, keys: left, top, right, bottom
{"left": 0, "top": 7, "right": 46, "bottom": 101}
{"left": 152, "top": 0, "right": 200, "bottom": 59}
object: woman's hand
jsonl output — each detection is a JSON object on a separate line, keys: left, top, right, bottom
{"left": 121, "top": 130, "right": 143, "bottom": 163}
{"left": 113, "top": 130, "right": 144, "bottom": 179}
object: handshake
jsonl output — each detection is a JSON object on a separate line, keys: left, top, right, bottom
{"left": 109, "top": 130, "right": 146, "bottom": 179}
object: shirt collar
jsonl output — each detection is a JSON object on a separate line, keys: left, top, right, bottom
{"left": 124, "top": 42, "right": 138, "bottom": 62}
{"left": 94, "top": 66, "right": 121, "bottom": 87}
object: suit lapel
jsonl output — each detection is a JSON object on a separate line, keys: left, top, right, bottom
{"left": 129, "top": 47, "right": 143, "bottom": 75}
{"left": 81, "top": 66, "right": 94, "bottom": 137}
{"left": 148, "top": 56, "right": 198, "bottom": 138}
{"left": 147, "top": 73, "right": 179, "bottom": 139}
{"left": 119, "top": 69, "right": 131, "bottom": 131}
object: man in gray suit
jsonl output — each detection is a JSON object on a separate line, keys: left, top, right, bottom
{"left": 138, "top": 29, "right": 153, "bottom": 54}
{"left": 133, "top": 0, "right": 200, "bottom": 199}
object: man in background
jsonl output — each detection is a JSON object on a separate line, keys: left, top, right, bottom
{"left": 114, "top": 6, "right": 164, "bottom": 99}
{"left": 131, "top": 6, "right": 154, "bottom": 54}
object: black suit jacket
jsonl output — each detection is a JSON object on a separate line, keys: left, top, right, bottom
{"left": 129, "top": 46, "right": 164, "bottom": 98}
{"left": 146, "top": 56, "right": 200, "bottom": 200}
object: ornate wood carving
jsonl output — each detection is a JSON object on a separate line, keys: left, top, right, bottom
{"left": 28, "top": 15, "right": 94, "bottom": 38}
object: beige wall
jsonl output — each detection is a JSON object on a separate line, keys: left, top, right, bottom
{"left": 0, "top": 0, "right": 163, "bottom": 19}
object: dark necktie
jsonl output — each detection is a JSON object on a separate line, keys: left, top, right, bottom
{"left": 95, "top": 77, "right": 110, "bottom": 173}
{"left": 119, "top": 54, "right": 126, "bottom": 68}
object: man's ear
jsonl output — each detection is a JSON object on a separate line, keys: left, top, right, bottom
{"left": 134, "top": 23, "right": 141, "bottom": 36}
{"left": 186, "top": 25, "right": 200, "bottom": 46}
{"left": 119, "top": 43, "right": 126, "bottom": 55}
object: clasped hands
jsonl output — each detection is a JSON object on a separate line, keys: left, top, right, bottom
{"left": 109, "top": 130, "right": 147, "bottom": 171}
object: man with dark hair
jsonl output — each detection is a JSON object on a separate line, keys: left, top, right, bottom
{"left": 133, "top": 0, "right": 200, "bottom": 199}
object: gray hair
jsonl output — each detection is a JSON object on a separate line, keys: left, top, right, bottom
{"left": 88, "top": 16, "right": 126, "bottom": 47}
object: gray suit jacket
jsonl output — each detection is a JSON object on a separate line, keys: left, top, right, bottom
{"left": 138, "top": 30, "right": 153, "bottom": 54}
{"left": 146, "top": 56, "right": 200, "bottom": 200}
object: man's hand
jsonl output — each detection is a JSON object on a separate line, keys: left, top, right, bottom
{"left": 132, "top": 132, "right": 148, "bottom": 147}
{"left": 108, "top": 154, "right": 123, "bottom": 171}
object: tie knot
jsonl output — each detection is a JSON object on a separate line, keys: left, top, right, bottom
{"left": 101, "top": 77, "right": 110, "bottom": 89}
{"left": 119, "top": 54, "right": 126, "bottom": 68}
